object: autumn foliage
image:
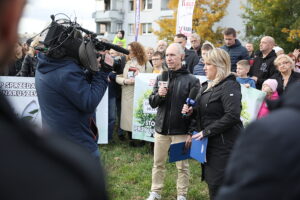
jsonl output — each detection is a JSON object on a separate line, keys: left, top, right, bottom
{"left": 243, "top": 0, "right": 300, "bottom": 52}
{"left": 153, "top": 0, "right": 230, "bottom": 46}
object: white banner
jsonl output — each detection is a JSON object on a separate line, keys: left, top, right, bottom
{"left": 0, "top": 76, "right": 108, "bottom": 144}
{"left": 132, "top": 75, "right": 267, "bottom": 141}
{"left": 132, "top": 73, "right": 158, "bottom": 142}
{"left": 132, "top": 74, "right": 205, "bottom": 142}
{"left": 240, "top": 85, "right": 266, "bottom": 127}
{"left": 176, "top": 0, "right": 196, "bottom": 37}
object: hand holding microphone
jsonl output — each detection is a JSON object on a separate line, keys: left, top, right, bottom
{"left": 182, "top": 86, "right": 199, "bottom": 117}
{"left": 158, "top": 87, "right": 168, "bottom": 97}
{"left": 181, "top": 104, "right": 193, "bottom": 116}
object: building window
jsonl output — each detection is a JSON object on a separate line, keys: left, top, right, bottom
{"left": 141, "top": 23, "right": 152, "bottom": 35}
{"left": 141, "top": 0, "right": 152, "bottom": 10}
{"left": 129, "top": 0, "right": 134, "bottom": 11}
{"left": 161, "top": 0, "right": 170, "bottom": 10}
{"left": 99, "top": 24, "right": 107, "bottom": 35}
{"left": 96, "top": 0, "right": 105, "bottom": 11}
{"left": 116, "top": 23, "right": 123, "bottom": 32}
{"left": 128, "top": 24, "right": 135, "bottom": 35}
{"left": 104, "top": 0, "right": 110, "bottom": 10}
{"left": 98, "top": 23, "right": 111, "bottom": 35}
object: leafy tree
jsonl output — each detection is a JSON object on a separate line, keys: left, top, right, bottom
{"left": 153, "top": 0, "right": 230, "bottom": 45}
{"left": 243, "top": 0, "right": 300, "bottom": 52}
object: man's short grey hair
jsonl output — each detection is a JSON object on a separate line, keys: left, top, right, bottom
{"left": 157, "top": 40, "right": 167, "bottom": 46}
{"left": 169, "top": 43, "right": 185, "bottom": 55}
{"left": 190, "top": 33, "right": 201, "bottom": 41}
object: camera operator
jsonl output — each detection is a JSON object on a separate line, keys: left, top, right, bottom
{"left": 35, "top": 40, "right": 109, "bottom": 159}
{"left": 0, "top": 1, "right": 108, "bottom": 199}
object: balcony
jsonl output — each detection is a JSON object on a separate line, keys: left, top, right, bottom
{"left": 93, "top": 10, "right": 124, "bottom": 22}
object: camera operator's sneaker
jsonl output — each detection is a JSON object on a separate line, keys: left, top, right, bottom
{"left": 177, "top": 195, "right": 187, "bottom": 200}
{"left": 146, "top": 192, "right": 161, "bottom": 200}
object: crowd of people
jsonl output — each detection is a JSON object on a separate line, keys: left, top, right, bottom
{"left": 1, "top": 0, "right": 300, "bottom": 199}
{"left": 0, "top": 36, "right": 40, "bottom": 77}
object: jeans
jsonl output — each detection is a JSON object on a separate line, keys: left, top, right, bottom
{"left": 108, "top": 95, "right": 116, "bottom": 141}
{"left": 116, "top": 95, "right": 124, "bottom": 136}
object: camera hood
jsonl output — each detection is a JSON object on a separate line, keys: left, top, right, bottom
{"left": 79, "top": 40, "right": 99, "bottom": 72}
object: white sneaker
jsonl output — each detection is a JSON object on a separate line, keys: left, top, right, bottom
{"left": 146, "top": 192, "right": 161, "bottom": 200}
{"left": 177, "top": 195, "right": 187, "bottom": 200}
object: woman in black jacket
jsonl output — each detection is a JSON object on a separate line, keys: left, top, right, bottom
{"left": 183, "top": 48, "right": 243, "bottom": 200}
{"left": 20, "top": 37, "right": 39, "bottom": 77}
{"left": 271, "top": 54, "right": 300, "bottom": 96}
{"left": 7, "top": 42, "right": 24, "bottom": 76}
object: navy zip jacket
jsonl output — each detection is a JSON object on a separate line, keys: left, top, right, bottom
{"left": 35, "top": 53, "right": 108, "bottom": 153}
{"left": 221, "top": 39, "right": 249, "bottom": 72}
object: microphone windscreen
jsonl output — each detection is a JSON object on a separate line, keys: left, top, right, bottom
{"left": 188, "top": 86, "right": 199, "bottom": 100}
{"left": 161, "top": 71, "right": 168, "bottom": 82}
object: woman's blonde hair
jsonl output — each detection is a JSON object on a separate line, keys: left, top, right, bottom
{"left": 274, "top": 54, "right": 295, "bottom": 70}
{"left": 204, "top": 48, "right": 231, "bottom": 90}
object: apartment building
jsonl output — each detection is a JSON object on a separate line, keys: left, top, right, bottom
{"left": 93, "top": 0, "right": 247, "bottom": 48}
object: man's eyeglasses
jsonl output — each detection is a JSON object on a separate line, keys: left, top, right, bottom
{"left": 152, "top": 58, "right": 162, "bottom": 61}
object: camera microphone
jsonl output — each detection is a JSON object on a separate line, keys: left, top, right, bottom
{"left": 76, "top": 26, "right": 129, "bottom": 55}
{"left": 99, "top": 41, "right": 129, "bottom": 55}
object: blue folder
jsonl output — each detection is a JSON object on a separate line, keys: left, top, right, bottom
{"left": 169, "top": 136, "right": 208, "bottom": 164}
{"left": 190, "top": 137, "right": 208, "bottom": 163}
{"left": 169, "top": 142, "right": 190, "bottom": 163}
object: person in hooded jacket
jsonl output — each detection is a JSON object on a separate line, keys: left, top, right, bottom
{"left": 220, "top": 28, "right": 249, "bottom": 72}
{"left": 113, "top": 30, "right": 126, "bottom": 48}
{"left": 215, "top": 82, "right": 300, "bottom": 200}
{"left": 183, "top": 48, "right": 242, "bottom": 200}
{"left": 35, "top": 45, "right": 108, "bottom": 158}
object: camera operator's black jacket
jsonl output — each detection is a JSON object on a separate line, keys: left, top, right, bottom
{"left": 149, "top": 68, "right": 200, "bottom": 135}
{"left": 216, "top": 82, "right": 300, "bottom": 200}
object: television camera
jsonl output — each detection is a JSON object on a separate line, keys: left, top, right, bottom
{"left": 38, "top": 14, "right": 129, "bottom": 73}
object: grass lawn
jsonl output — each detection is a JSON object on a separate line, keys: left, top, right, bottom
{"left": 100, "top": 139, "right": 209, "bottom": 200}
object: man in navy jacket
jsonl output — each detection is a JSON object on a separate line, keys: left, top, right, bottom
{"left": 221, "top": 28, "right": 249, "bottom": 72}
{"left": 35, "top": 53, "right": 108, "bottom": 158}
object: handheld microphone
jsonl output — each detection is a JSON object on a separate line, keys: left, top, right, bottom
{"left": 161, "top": 71, "right": 168, "bottom": 82}
{"left": 182, "top": 86, "right": 199, "bottom": 116}
{"left": 34, "top": 46, "right": 49, "bottom": 52}
{"left": 158, "top": 71, "right": 169, "bottom": 97}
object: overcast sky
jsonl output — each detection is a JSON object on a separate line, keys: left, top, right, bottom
{"left": 19, "top": 0, "right": 97, "bottom": 34}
